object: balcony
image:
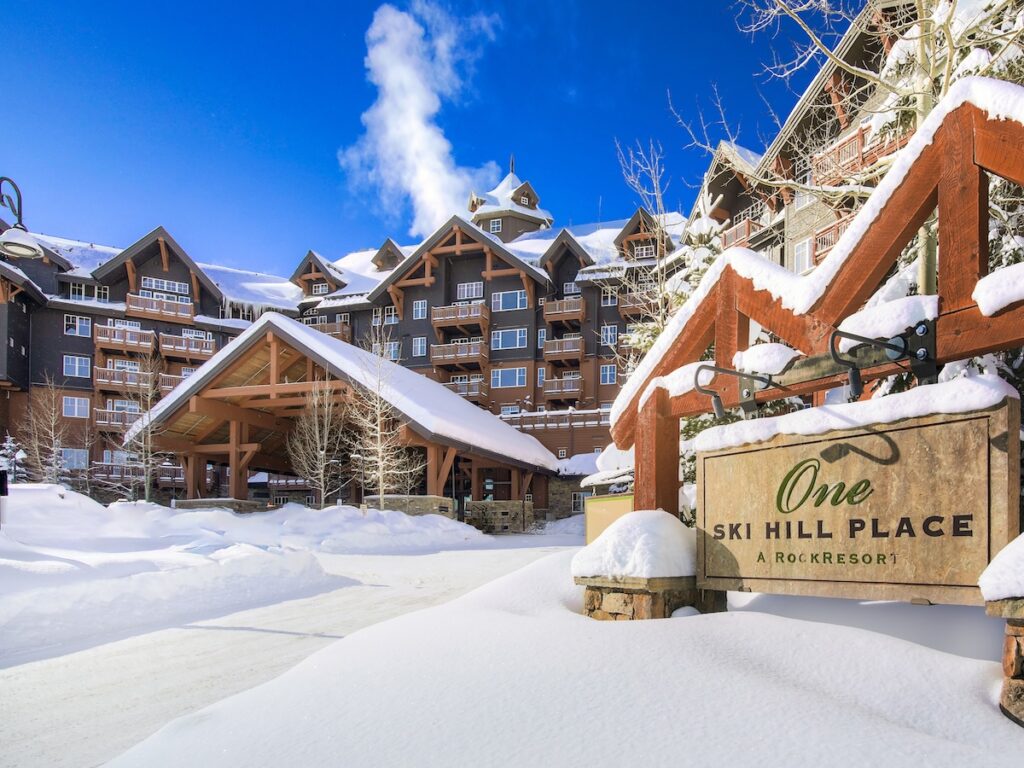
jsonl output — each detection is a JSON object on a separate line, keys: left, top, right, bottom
{"left": 94, "top": 367, "right": 153, "bottom": 391}
{"left": 313, "top": 320, "right": 352, "bottom": 343}
{"left": 543, "top": 296, "right": 585, "bottom": 326}
{"left": 814, "top": 217, "right": 852, "bottom": 264}
{"left": 94, "top": 325, "right": 157, "bottom": 353}
{"left": 500, "top": 408, "right": 610, "bottom": 431}
{"left": 91, "top": 462, "right": 145, "bottom": 481}
{"left": 94, "top": 408, "right": 141, "bottom": 431}
{"left": 126, "top": 293, "right": 195, "bottom": 322}
{"left": 443, "top": 379, "right": 488, "bottom": 402}
{"left": 721, "top": 218, "right": 762, "bottom": 249}
{"left": 543, "top": 336, "right": 584, "bottom": 365}
{"left": 618, "top": 293, "right": 651, "bottom": 318}
{"left": 543, "top": 376, "right": 583, "bottom": 402}
{"left": 432, "top": 303, "right": 490, "bottom": 334}
{"left": 811, "top": 125, "right": 913, "bottom": 187}
{"left": 430, "top": 341, "right": 488, "bottom": 369}
{"left": 159, "top": 373, "right": 185, "bottom": 391}
{"left": 159, "top": 333, "right": 216, "bottom": 360}
{"left": 267, "top": 474, "right": 312, "bottom": 490}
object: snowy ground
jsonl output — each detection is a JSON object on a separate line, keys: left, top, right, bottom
{"left": 0, "top": 486, "right": 583, "bottom": 767}
{"left": 108, "top": 551, "right": 1023, "bottom": 768}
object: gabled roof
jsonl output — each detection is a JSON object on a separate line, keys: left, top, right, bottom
{"left": 290, "top": 250, "right": 347, "bottom": 289}
{"left": 371, "top": 238, "right": 405, "bottom": 270}
{"left": 0, "top": 261, "right": 46, "bottom": 304}
{"left": 368, "top": 214, "right": 550, "bottom": 302}
{"left": 469, "top": 172, "right": 553, "bottom": 224}
{"left": 29, "top": 232, "right": 118, "bottom": 274}
{"left": 536, "top": 229, "right": 595, "bottom": 272}
{"left": 613, "top": 208, "right": 679, "bottom": 255}
{"left": 92, "top": 226, "right": 224, "bottom": 300}
{"left": 132, "top": 312, "right": 559, "bottom": 473}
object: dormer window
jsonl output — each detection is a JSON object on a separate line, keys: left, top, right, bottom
{"left": 519, "top": 195, "right": 530, "bottom": 206}
{"left": 69, "top": 283, "right": 86, "bottom": 300}
{"left": 489, "top": 218, "right": 502, "bottom": 234}
{"left": 563, "top": 281, "right": 580, "bottom": 295}
{"left": 312, "top": 282, "right": 329, "bottom": 295}
{"left": 633, "top": 243, "right": 656, "bottom": 260}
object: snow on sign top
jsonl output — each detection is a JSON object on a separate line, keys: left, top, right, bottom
{"left": 694, "top": 374, "right": 1018, "bottom": 454}
{"left": 130, "top": 313, "right": 559, "bottom": 473}
{"left": 571, "top": 509, "right": 696, "bottom": 579}
{"left": 612, "top": 77, "right": 1024, "bottom": 429}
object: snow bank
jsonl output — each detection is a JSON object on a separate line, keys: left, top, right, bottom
{"left": 542, "top": 514, "right": 584, "bottom": 536}
{"left": 979, "top": 534, "right": 1024, "bottom": 602}
{"left": 973, "top": 261, "right": 1024, "bottom": 316}
{"left": 109, "top": 550, "right": 1021, "bottom": 768}
{"left": 695, "top": 374, "right": 1018, "bottom": 453}
{"left": 837, "top": 295, "right": 938, "bottom": 352}
{"left": 733, "top": 342, "right": 803, "bottom": 375}
{"left": 570, "top": 510, "right": 696, "bottom": 579}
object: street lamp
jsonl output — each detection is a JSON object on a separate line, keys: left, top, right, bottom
{"left": 0, "top": 177, "right": 43, "bottom": 260}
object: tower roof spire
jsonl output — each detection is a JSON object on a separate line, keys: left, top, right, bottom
{"left": 509, "top": 153, "right": 515, "bottom": 175}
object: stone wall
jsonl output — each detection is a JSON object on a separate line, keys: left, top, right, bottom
{"left": 989, "top": 598, "right": 1024, "bottom": 727}
{"left": 365, "top": 494, "right": 456, "bottom": 519}
{"left": 576, "top": 576, "right": 727, "bottom": 620}
{"left": 546, "top": 476, "right": 583, "bottom": 521}
{"left": 464, "top": 499, "right": 533, "bottom": 533}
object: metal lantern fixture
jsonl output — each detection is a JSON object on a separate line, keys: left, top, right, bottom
{"left": 0, "top": 177, "right": 43, "bottom": 260}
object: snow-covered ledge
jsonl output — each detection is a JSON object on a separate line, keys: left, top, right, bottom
{"left": 571, "top": 510, "right": 725, "bottom": 619}
{"left": 982, "top": 534, "right": 1024, "bottom": 728}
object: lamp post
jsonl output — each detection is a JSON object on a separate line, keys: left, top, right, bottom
{"left": 0, "top": 177, "right": 44, "bottom": 260}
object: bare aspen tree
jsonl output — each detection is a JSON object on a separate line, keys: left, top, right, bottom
{"left": 21, "top": 373, "right": 71, "bottom": 484}
{"left": 285, "top": 377, "right": 350, "bottom": 509}
{"left": 347, "top": 324, "right": 426, "bottom": 509}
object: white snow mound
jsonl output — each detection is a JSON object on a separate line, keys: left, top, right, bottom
{"left": 979, "top": 533, "right": 1024, "bottom": 602}
{"left": 571, "top": 510, "right": 695, "bottom": 579}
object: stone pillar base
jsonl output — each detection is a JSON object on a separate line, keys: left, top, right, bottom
{"left": 574, "top": 575, "right": 727, "bottom": 620}
{"left": 987, "top": 598, "right": 1024, "bottom": 728}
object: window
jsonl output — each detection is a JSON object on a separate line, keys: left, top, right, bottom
{"left": 491, "top": 328, "right": 527, "bottom": 350}
{"left": 139, "top": 289, "right": 190, "bottom": 304}
{"left": 113, "top": 359, "right": 140, "bottom": 371}
{"left": 384, "top": 306, "right": 399, "bottom": 325}
{"left": 563, "top": 281, "right": 580, "bottom": 295}
{"left": 525, "top": 493, "right": 533, "bottom": 502}
{"left": 500, "top": 405, "right": 520, "bottom": 416}
{"left": 601, "top": 287, "right": 618, "bottom": 306}
{"left": 372, "top": 307, "right": 382, "bottom": 326}
{"left": 491, "top": 290, "right": 527, "bottom": 312}
{"left": 519, "top": 195, "right": 530, "bottom": 206}
{"left": 412, "top": 299, "right": 427, "bottom": 320}
{"left": 537, "top": 328, "right": 546, "bottom": 349}
{"left": 302, "top": 316, "right": 326, "bottom": 326}
{"left": 181, "top": 367, "right": 197, "bottom": 376}
{"left": 69, "top": 283, "right": 86, "bottom": 300}
{"left": 600, "top": 364, "right": 617, "bottom": 385}
{"left": 62, "top": 396, "right": 90, "bottom": 419}
{"left": 141, "top": 276, "right": 190, "bottom": 294}
{"left": 490, "top": 367, "right": 526, "bottom": 388}
{"left": 312, "top": 282, "right": 329, "bottom": 295}
{"left": 412, "top": 336, "right": 427, "bottom": 357}
{"left": 558, "top": 449, "right": 567, "bottom": 459}
{"left": 537, "top": 367, "right": 545, "bottom": 387}
{"left": 64, "top": 314, "right": 91, "bottom": 337}
{"left": 63, "top": 355, "right": 91, "bottom": 378}
{"left": 793, "top": 238, "right": 813, "bottom": 274}
{"left": 385, "top": 341, "right": 401, "bottom": 360}
{"left": 109, "top": 399, "right": 141, "bottom": 413}
{"left": 600, "top": 324, "right": 618, "bottom": 347}
{"left": 571, "top": 491, "right": 592, "bottom": 513}
{"left": 95, "top": 285, "right": 109, "bottom": 303}
{"left": 274, "top": 496, "right": 289, "bottom": 506}
{"left": 794, "top": 166, "right": 814, "bottom": 209}
{"left": 61, "top": 448, "right": 89, "bottom": 470}
{"left": 305, "top": 495, "right": 316, "bottom": 507}
{"left": 335, "top": 313, "right": 350, "bottom": 324}
{"left": 489, "top": 218, "right": 502, "bottom": 234}
{"left": 182, "top": 328, "right": 210, "bottom": 339}
{"left": 456, "top": 281, "right": 483, "bottom": 301}
{"left": 633, "top": 243, "right": 656, "bottom": 259}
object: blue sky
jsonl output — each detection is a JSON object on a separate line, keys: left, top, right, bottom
{"left": 3, "top": 1, "right": 814, "bottom": 275}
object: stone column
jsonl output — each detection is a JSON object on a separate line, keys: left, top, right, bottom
{"left": 988, "top": 598, "right": 1024, "bottom": 727}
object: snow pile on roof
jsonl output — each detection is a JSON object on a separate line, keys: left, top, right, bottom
{"left": 571, "top": 510, "right": 696, "bottom": 579}
{"left": 979, "top": 533, "right": 1024, "bottom": 602}
{"left": 133, "top": 313, "right": 559, "bottom": 472}
{"left": 720, "top": 141, "right": 764, "bottom": 174}
{"left": 638, "top": 361, "right": 715, "bottom": 411}
{"left": 614, "top": 77, "right": 1024, "bottom": 427}
{"left": 198, "top": 263, "right": 302, "bottom": 310}
{"left": 837, "top": 295, "right": 938, "bottom": 352}
{"left": 471, "top": 172, "right": 553, "bottom": 223}
{"left": 317, "top": 245, "right": 412, "bottom": 307}
{"left": 581, "top": 443, "right": 635, "bottom": 489}
{"left": 31, "top": 232, "right": 121, "bottom": 271}
{"left": 558, "top": 453, "right": 600, "bottom": 477}
{"left": 972, "top": 261, "right": 1024, "bottom": 316}
{"left": 733, "top": 343, "right": 803, "bottom": 375}
{"left": 695, "top": 374, "right": 1017, "bottom": 453}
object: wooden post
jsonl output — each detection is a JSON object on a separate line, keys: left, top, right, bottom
{"left": 426, "top": 444, "right": 441, "bottom": 496}
{"left": 184, "top": 454, "right": 204, "bottom": 500}
{"left": 511, "top": 469, "right": 521, "bottom": 500}
{"left": 471, "top": 465, "right": 482, "bottom": 501}
{"left": 633, "top": 387, "right": 679, "bottom": 516}
{"left": 228, "top": 420, "right": 246, "bottom": 500}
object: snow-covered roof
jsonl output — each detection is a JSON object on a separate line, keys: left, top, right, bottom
{"left": 131, "top": 313, "right": 559, "bottom": 473}
{"left": 30, "top": 232, "right": 120, "bottom": 273}
{"left": 557, "top": 453, "right": 600, "bottom": 477}
{"left": 719, "top": 142, "right": 763, "bottom": 175}
{"left": 470, "top": 172, "right": 553, "bottom": 224}
{"left": 197, "top": 262, "right": 302, "bottom": 312}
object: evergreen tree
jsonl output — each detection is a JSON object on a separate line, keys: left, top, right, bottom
{"left": 0, "top": 433, "right": 29, "bottom": 482}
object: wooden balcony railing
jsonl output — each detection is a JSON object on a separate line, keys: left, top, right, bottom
{"left": 811, "top": 125, "right": 914, "bottom": 187}
{"left": 443, "top": 380, "right": 488, "bottom": 399}
{"left": 432, "top": 303, "right": 490, "bottom": 327}
{"left": 814, "top": 217, "right": 853, "bottom": 264}
{"left": 94, "top": 408, "right": 141, "bottom": 430}
{"left": 159, "top": 334, "right": 216, "bottom": 358}
{"left": 721, "top": 218, "right": 762, "bottom": 249}
{"left": 91, "top": 462, "right": 145, "bottom": 481}
{"left": 543, "top": 377, "right": 583, "bottom": 399}
{"left": 159, "top": 373, "right": 185, "bottom": 391}
{"left": 313, "top": 320, "right": 352, "bottom": 343}
{"left": 543, "top": 337, "right": 584, "bottom": 361}
{"left": 543, "top": 296, "right": 585, "bottom": 324}
{"left": 618, "top": 293, "right": 651, "bottom": 317}
{"left": 267, "top": 475, "right": 311, "bottom": 489}
{"left": 430, "top": 341, "right": 488, "bottom": 366}
{"left": 126, "top": 293, "right": 195, "bottom": 321}
{"left": 94, "top": 325, "right": 157, "bottom": 352}
{"left": 500, "top": 408, "right": 611, "bottom": 431}
{"left": 94, "top": 367, "right": 153, "bottom": 390}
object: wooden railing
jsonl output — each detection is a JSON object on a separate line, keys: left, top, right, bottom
{"left": 443, "top": 380, "right": 488, "bottom": 398}
{"left": 94, "top": 409, "right": 141, "bottom": 430}
{"left": 430, "top": 341, "right": 488, "bottom": 364}
{"left": 91, "top": 462, "right": 145, "bottom": 481}
{"left": 313, "top": 320, "right": 352, "bottom": 343}
{"left": 812, "top": 125, "right": 914, "bottom": 187}
{"left": 94, "top": 367, "right": 153, "bottom": 389}
{"left": 814, "top": 217, "right": 853, "bottom": 264}
{"left": 543, "top": 377, "right": 583, "bottom": 397}
{"left": 159, "top": 334, "right": 216, "bottom": 357}
{"left": 94, "top": 325, "right": 156, "bottom": 350}
{"left": 543, "top": 297, "right": 584, "bottom": 322}
{"left": 432, "top": 303, "right": 490, "bottom": 325}
{"left": 543, "top": 337, "right": 583, "bottom": 358}
{"left": 721, "top": 218, "right": 762, "bottom": 249}
{"left": 159, "top": 373, "right": 185, "bottom": 391}
{"left": 267, "top": 475, "right": 311, "bottom": 489}
{"left": 500, "top": 408, "right": 610, "bottom": 430}
{"left": 126, "top": 293, "right": 194, "bottom": 320}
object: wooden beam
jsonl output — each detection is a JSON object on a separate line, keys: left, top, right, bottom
{"left": 125, "top": 258, "right": 137, "bottom": 293}
{"left": 158, "top": 237, "right": 170, "bottom": 273}
{"left": 229, "top": 421, "right": 247, "bottom": 500}
{"left": 269, "top": 334, "right": 280, "bottom": 399}
{"left": 191, "top": 441, "right": 261, "bottom": 455}
{"left": 205, "top": 380, "right": 349, "bottom": 398}
{"left": 189, "top": 396, "right": 291, "bottom": 432}
{"left": 633, "top": 387, "right": 679, "bottom": 515}
{"left": 189, "top": 270, "right": 201, "bottom": 303}
{"left": 436, "top": 446, "right": 457, "bottom": 496}
{"left": 388, "top": 285, "right": 404, "bottom": 318}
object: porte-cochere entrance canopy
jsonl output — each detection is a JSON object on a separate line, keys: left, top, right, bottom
{"left": 610, "top": 77, "right": 1024, "bottom": 515}
{"left": 129, "top": 313, "right": 559, "bottom": 500}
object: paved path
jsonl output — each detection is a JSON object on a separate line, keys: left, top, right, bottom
{"left": 1, "top": 540, "right": 574, "bottom": 768}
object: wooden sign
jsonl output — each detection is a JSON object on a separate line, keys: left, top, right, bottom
{"left": 696, "top": 398, "right": 1021, "bottom": 605}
